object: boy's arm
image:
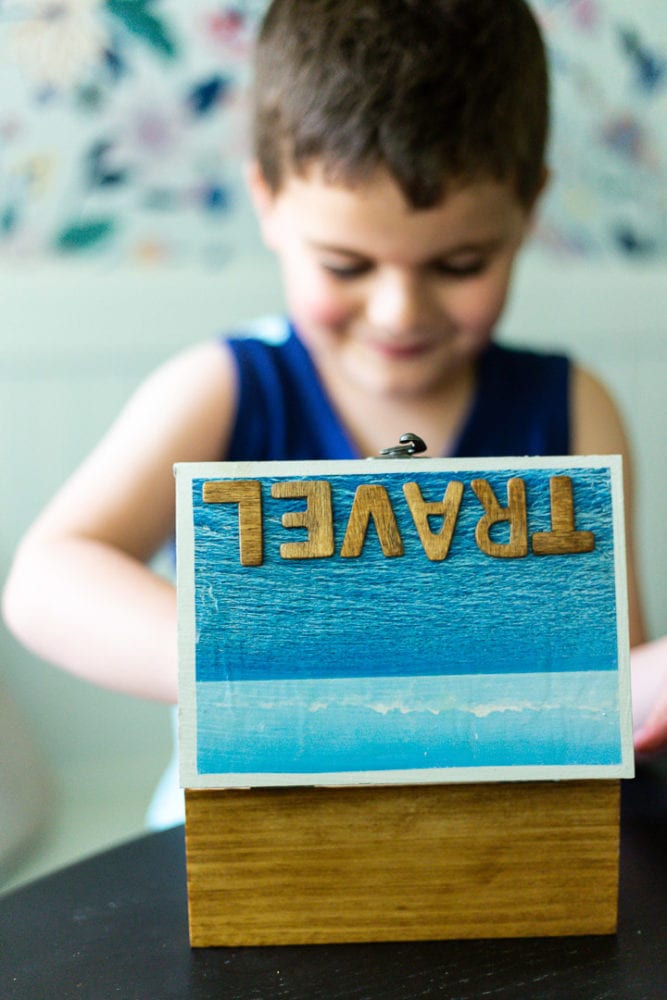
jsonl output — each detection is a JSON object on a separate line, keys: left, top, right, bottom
{"left": 571, "top": 366, "right": 646, "bottom": 646}
{"left": 572, "top": 366, "right": 667, "bottom": 754}
{"left": 2, "top": 340, "right": 237, "bottom": 703}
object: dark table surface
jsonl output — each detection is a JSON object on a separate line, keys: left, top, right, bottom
{"left": 2, "top": 760, "right": 666, "bottom": 1000}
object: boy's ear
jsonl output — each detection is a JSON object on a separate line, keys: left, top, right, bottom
{"left": 528, "top": 165, "right": 550, "bottom": 214}
{"left": 244, "top": 160, "right": 280, "bottom": 249}
{"left": 535, "top": 165, "right": 551, "bottom": 203}
{"left": 522, "top": 165, "right": 551, "bottom": 238}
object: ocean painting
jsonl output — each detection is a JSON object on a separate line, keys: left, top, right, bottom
{"left": 176, "top": 457, "right": 633, "bottom": 787}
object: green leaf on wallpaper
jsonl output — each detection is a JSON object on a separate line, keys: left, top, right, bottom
{"left": 105, "top": 0, "right": 178, "bottom": 59}
{"left": 55, "top": 220, "right": 116, "bottom": 252}
{"left": 1, "top": 205, "right": 18, "bottom": 235}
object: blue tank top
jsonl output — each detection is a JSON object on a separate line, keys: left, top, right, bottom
{"left": 225, "top": 322, "right": 570, "bottom": 460}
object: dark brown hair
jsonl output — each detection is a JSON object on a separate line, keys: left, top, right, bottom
{"left": 252, "top": 0, "right": 549, "bottom": 208}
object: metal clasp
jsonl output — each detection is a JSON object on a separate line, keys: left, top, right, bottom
{"left": 378, "top": 433, "right": 427, "bottom": 458}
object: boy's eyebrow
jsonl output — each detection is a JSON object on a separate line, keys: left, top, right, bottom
{"left": 307, "top": 240, "right": 369, "bottom": 257}
{"left": 308, "top": 237, "right": 504, "bottom": 259}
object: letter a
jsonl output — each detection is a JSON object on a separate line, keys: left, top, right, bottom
{"left": 403, "top": 480, "right": 464, "bottom": 561}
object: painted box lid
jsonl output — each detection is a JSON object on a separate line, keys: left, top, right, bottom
{"left": 176, "top": 455, "right": 633, "bottom": 788}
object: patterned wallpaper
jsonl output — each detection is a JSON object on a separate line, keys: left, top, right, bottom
{"left": 535, "top": 0, "right": 667, "bottom": 258}
{"left": 0, "top": 0, "right": 665, "bottom": 265}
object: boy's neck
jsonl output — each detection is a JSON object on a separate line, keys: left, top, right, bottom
{"left": 315, "top": 356, "right": 479, "bottom": 459}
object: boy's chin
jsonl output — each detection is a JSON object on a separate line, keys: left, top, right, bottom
{"left": 360, "top": 344, "right": 484, "bottom": 396}
{"left": 343, "top": 360, "right": 460, "bottom": 401}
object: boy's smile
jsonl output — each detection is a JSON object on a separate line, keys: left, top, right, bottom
{"left": 250, "top": 164, "right": 535, "bottom": 410}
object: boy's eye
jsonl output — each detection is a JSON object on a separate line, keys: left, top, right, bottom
{"left": 320, "top": 258, "right": 489, "bottom": 280}
{"left": 432, "top": 259, "right": 488, "bottom": 278}
{"left": 322, "top": 261, "right": 371, "bottom": 280}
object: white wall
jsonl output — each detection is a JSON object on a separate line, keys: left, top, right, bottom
{"left": 0, "top": 247, "right": 665, "bottom": 880}
{"left": 0, "top": 254, "right": 284, "bottom": 881}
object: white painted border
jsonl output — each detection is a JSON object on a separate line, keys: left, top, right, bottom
{"left": 176, "top": 455, "right": 633, "bottom": 787}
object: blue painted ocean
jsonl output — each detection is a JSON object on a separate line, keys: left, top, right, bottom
{"left": 196, "top": 672, "right": 621, "bottom": 773}
{"left": 190, "top": 466, "right": 624, "bottom": 776}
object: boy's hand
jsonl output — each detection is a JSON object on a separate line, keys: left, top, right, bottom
{"left": 634, "top": 688, "right": 667, "bottom": 755}
{"left": 632, "top": 637, "right": 667, "bottom": 755}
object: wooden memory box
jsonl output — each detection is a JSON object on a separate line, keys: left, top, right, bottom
{"left": 175, "top": 455, "right": 633, "bottom": 946}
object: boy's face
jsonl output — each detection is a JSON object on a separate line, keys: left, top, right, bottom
{"left": 249, "top": 163, "right": 537, "bottom": 402}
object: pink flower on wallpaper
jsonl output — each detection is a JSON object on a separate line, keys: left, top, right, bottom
{"left": 571, "top": 0, "right": 599, "bottom": 32}
{"left": 203, "top": 8, "right": 254, "bottom": 59}
{"left": 130, "top": 105, "right": 181, "bottom": 159}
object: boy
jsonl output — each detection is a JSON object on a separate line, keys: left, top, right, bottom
{"left": 3, "top": 0, "right": 666, "bottom": 828}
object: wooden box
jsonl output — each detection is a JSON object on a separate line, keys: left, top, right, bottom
{"left": 175, "top": 456, "right": 633, "bottom": 945}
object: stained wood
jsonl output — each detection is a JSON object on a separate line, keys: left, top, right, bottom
{"left": 185, "top": 780, "right": 620, "bottom": 947}
{"left": 271, "top": 479, "right": 334, "bottom": 558}
{"left": 532, "top": 476, "right": 597, "bottom": 555}
{"left": 202, "top": 479, "right": 263, "bottom": 565}
{"left": 402, "top": 480, "right": 464, "bottom": 561}
{"left": 472, "top": 477, "right": 528, "bottom": 558}
{"left": 340, "top": 484, "right": 404, "bottom": 557}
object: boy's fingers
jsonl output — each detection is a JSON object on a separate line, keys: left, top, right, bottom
{"left": 633, "top": 685, "right": 667, "bottom": 754}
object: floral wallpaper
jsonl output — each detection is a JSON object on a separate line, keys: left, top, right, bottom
{"left": 0, "top": 0, "right": 265, "bottom": 266}
{"left": 0, "top": 0, "right": 665, "bottom": 265}
{"left": 534, "top": 0, "right": 667, "bottom": 258}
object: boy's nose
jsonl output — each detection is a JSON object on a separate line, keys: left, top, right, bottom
{"left": 366, "top": 271, "right": 435, "bottom": 334}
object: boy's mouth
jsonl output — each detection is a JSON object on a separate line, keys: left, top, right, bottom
{"left": 366, "top": 339, "right": 436, "bottom": 361}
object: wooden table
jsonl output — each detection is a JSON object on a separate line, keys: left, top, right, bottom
{"left": 1, "top": 759, "right": 666, "bottom": 1000}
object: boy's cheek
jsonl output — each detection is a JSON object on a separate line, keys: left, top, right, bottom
{"left": 451, "top": 281, "right": 510, "bottom": 335}
{"left": 290, "top": 287, "right": 352, "bottom": 333}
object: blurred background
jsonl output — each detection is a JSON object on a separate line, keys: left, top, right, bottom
{"left": 1, "top": 0, "right": 665, "bottom": 891}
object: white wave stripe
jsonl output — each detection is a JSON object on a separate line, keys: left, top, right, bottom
{"left": 207, "top": 671, "right": 619, "bottom": 720}
{"left": 466, "top": 699, "right": 611, "bottom": 719}
{"left": 307, "top": 694, "right": 456, "bottom": 716}
{"left": 308, "top": 696, "right": 613, "bottom": 719}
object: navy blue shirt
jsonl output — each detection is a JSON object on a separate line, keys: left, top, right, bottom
{"left": 224, "top": 323, "right": 570, "bottom": 461}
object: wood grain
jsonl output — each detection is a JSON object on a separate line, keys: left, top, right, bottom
{"left": 271, "top": 480, "right": 334, "bottom": 559}
{"left": 185, "top": 780, "right": 620, "bottom": 946}
{"left": 532, "top": 476, "right": 597, "bottom": 555}
{"left": 472, "top": 478, "right": 529, "bottom": 558}
{"left": 202, "top": 480, "right": 263, "bottom": 566}
{"left": 340, "top": 485, "right": 404, "bottom": 558}
{"left": 402, "top": 480, "right": 464, "bottom": 561}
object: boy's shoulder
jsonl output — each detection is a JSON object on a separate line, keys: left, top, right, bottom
{"left": 223, "top": 315, "right": 292, "bottom": 347}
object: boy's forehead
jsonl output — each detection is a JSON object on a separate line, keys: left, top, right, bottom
{"left": 284, "top": 162, "right": 522, "bottom": 211}
{"left": 276, "top": 164, "right": 527, "bottom": 249}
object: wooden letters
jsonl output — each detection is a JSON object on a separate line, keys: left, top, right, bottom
{"left": 203, "top": 474, "right": 595, "bottom": 565}
{"left": 270, "top": 480, "right": 334, "bottom": 559}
